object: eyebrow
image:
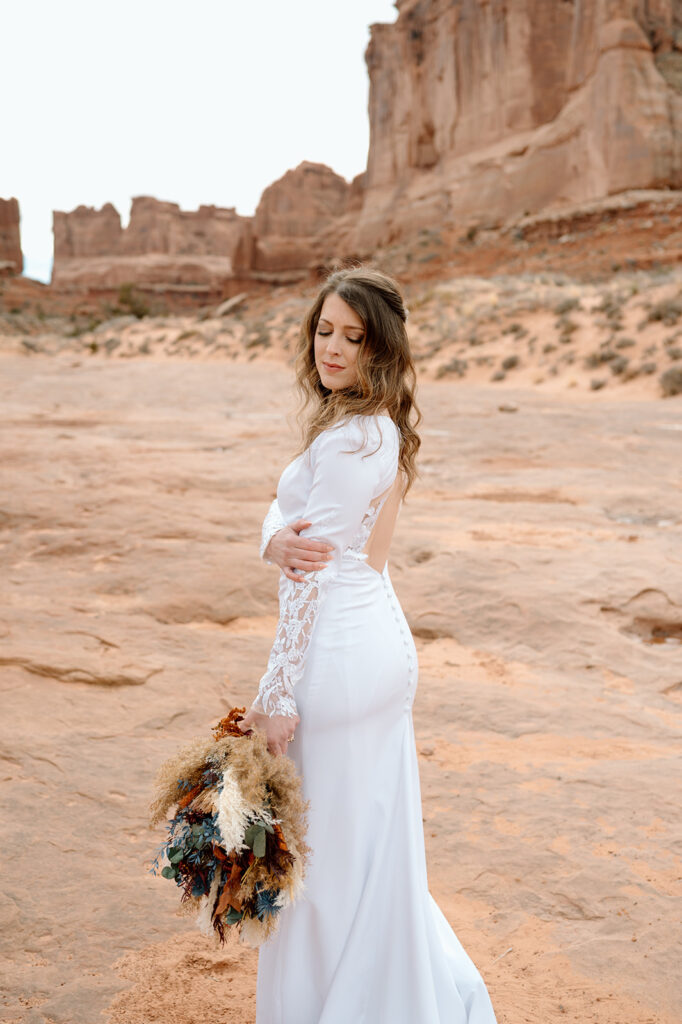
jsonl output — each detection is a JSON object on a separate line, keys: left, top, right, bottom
{"left": 319, "top": 317, "right": 364, "bottom": 332}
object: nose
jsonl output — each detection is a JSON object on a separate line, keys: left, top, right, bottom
{"left": 325, "top": 330, "right": 343, "bottom": 356}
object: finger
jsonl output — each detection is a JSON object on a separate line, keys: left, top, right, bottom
{"left": 290, "top": 519, "right": 312, "bottom": 535}
{"left": 288, "top": 559, "right": 330, "bottom": 573}
{"left": 281, "top": 561, "right": 322, "bottom": 577}
{"left": 290, "top": 548, "right": 332, "bottom": 563}
{"left": 293, "top": 538, "right": 334, "bottom": 554}
{"left": 284, "top": 567, "right": 306, "bottom": 582}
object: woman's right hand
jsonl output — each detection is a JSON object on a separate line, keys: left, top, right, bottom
{"left": 238, "top": 706, "right": 299, "bottom": 757}
{"left": 265, "top": 520, "right": 334, "bottom": 582}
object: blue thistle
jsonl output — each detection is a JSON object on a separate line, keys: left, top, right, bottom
{"left": 254, "top": 885, "right": 281, "bottom": 921}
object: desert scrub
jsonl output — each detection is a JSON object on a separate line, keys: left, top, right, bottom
{"left": 595, "top": 293, "right": 626, "bottom": 320}
{"left": 608, "top": 355, "right": 629, "bottom": 375}
{"left": 594, "top": 293, "right": 625, "bottom": 334}
{"left": 554, "top": 297, "right": 581, "bottom": 316}
{"left": 557, "top": 316, "right": 578, "bottom": 343}
{"left": 117, "top": 282, "right": 150, "bottom": 319}
{"left": 584, "top": 349, "right": 620, "bottom": 369}
{"left": 435, "top": 357, "right": 468, "bottom": 379}
{"left": 245, "top": 323, "right": 271, "bottom": 350}
{"left": 660, "top": 365, "right": 682, "bottom": 396}
{"left": 646, "top": 297, "right": 682, "bottom": 327}
{"left": 590, "top": 378, "right": 607, "bottom": 390}
{"left": 615, "top": 337, "right": 636, "bottom": 349}
{"left": 543, "top": 343, "right": 557, "bottom": 354}
{"left": 501, "top": 322, "right": 526, "bottom": 337}
{"left": 174, "top": 330, "right": 202, "bottom": 344}
{"left": 501, "top": 354, "right": 519, "bottom": 371}
{"left": 66, "top": 314, "right": 104, "bottom": 338}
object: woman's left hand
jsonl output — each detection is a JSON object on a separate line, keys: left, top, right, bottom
{"left": 238, "top": 707, "right": 299, "bottom": 757}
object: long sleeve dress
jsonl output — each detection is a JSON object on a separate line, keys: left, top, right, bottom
{"left": 250, "top": 412, "right": 497, "bottom": 1024}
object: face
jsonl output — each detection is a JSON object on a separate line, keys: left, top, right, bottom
{"left": 314, "top": 291, "right": 365, "bottom": 391}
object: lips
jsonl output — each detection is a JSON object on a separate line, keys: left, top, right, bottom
{"left": 322, "top": 361, "right": 345, "bottom": 372}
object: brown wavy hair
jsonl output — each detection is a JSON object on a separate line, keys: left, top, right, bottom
{"left": 294, "top": 266, "right": 421, "bottom": 493}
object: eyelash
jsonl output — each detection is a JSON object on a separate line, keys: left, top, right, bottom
{"left": 317, "top": 330, "right": 362, "bottom": 344}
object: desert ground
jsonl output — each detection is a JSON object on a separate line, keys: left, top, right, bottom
{"left": 0, "top": 336, "right": 680, "bottom": 1023}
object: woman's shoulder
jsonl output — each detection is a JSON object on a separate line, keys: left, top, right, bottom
{"left": 313, "top": 413, "right": 399, "bottom": 456}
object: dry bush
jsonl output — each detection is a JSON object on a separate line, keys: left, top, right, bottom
{"left": 660, "top": 365, "right": 682, "bottom": 396}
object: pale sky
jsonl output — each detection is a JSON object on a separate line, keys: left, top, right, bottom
{"left": 3, "top": 0, "right": 398, "bottom": 283}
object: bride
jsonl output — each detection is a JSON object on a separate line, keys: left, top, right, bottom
{"left": 238, "top": 268, "right": 497, "bottom": 1023}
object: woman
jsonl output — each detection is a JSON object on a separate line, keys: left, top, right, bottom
{"left": 238, "top": 268, "right": 497, "bottom": 1023}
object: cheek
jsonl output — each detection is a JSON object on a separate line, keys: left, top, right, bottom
{"left": 344, "top": 343, "right": 360, "bottom": 377}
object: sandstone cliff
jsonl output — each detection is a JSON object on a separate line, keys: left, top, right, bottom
{"left": 0, "top": 198, "right": 23, "bottom": 276}
{"left": 344, "top": 0, "right": 682, "bottom": 249}
{"left": 47, "top": 1, "right": 682, "bottom": 299}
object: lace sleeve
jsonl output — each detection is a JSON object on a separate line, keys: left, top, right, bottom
{"left": 260, "top": 498, "right": 286, "bottom": 564}
{"left": 250, "top": 418, "right": 398, "bottom": 719}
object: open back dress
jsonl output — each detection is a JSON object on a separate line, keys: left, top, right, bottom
{"left": 250, "top": 412, "right": 497, "bottom": 1024}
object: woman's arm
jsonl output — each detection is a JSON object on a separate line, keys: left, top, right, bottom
{"left": 260, "top": 498, "right": 334, "bottom": 581}
{"left": 265, "top": 520, "right": 334, "bottom": 581}
{"left": 240, "top": 418, "right": 398, "bottom": 754}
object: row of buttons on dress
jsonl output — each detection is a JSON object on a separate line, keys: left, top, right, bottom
{"left": 381, "top": 570, "right": 418, "bottom": 712}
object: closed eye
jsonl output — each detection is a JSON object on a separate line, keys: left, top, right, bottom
{"left": 317, "top": 330, "right": 363, "bottom": 343}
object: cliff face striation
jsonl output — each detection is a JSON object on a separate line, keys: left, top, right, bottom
{"left": 0, "top": 198, "right": 23, "bottom": 276}
{"left": 346, "top": 0, "right": 682, "bottom": 248}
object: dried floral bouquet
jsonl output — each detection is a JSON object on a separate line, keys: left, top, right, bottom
{"left": 149, "top": 707, "right": 310, "bottom": 947}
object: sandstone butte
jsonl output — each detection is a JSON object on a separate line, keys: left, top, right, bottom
{"left": 3, "top": 0, "right": 682, "bottom": 305}
{"left": 0, "top": 197, "right": 23, "bottom": 277}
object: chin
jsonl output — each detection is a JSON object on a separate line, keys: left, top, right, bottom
{"left": 318, "top": 371, "right": 343, "bottom": 391}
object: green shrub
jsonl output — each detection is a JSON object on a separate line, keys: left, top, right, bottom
{"left": 117, "top": 282, "right": 150, "bottom": 319}
{"left": 554, "top": 297, "right": 580, "bottom": 316}
{"left": 647, "top": 298, "right": 682, "bottom": 327}
{"left": 660, "top": 365, "right": 682, "bottom": 396}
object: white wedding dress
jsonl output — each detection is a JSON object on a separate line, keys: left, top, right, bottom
{"left": 250, "top": 413, "right": 497, "bottom": 1024}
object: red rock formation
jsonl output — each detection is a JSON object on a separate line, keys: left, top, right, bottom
{"left": 253, "top": 162, "right": 350, "bottom": 272}
{"left": 51, "top": 198, "right": 252, "bottom": 297}
{"left": 50, "top": 166, "right": 348, "bottom": 295}
{"left": 346, "top": 0, "right": 682, "bottom": 249}
{"left": 53, "top": 202, "right": 122, "bottom": 260}
{"left": 0, "top": 198, "right": 23, "bottom": 276}
{"left": 47, "top": 1, "right": 682, "bottom": 300}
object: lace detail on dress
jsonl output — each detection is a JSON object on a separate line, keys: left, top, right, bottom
{"left": 250, "top": 568, "right": 333, "bottom": 719}
{"left": 260, "top": 498, "right": 286, "bottom": 564}
{"left": 345, "top": 493, "right": 389, "bottom": 562}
